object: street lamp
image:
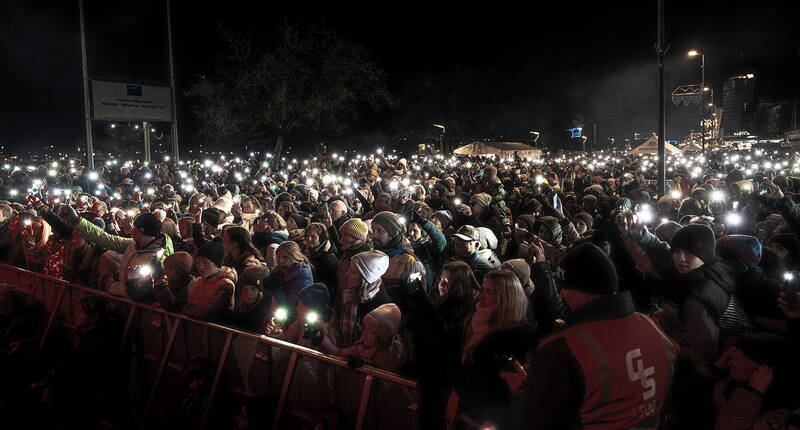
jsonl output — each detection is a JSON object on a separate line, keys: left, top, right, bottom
{"left": 529, "top": 131, "right": 540, "bottom": 147}
{"left": 688, "top": 49, "right": 706, "bottom": 153}
{"left": 432, "top": 124, "right": 446, "bottom": 154}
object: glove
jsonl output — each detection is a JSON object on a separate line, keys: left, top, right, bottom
{"left": 59, "top": 205, "right": 80, "bottom": 226}
{"left": 408, "top": 210, "right": 425, "bottom": 226}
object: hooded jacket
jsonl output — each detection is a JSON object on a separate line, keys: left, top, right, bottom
{"left": 183, "top": 266, "right": 237, "bottom": 322}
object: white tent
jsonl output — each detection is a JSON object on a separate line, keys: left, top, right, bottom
{"left": 453, "top": 141, "right": 542, "bottom": 159}
{"left": 628, "top": 136, "right": 683, "bottom": 155}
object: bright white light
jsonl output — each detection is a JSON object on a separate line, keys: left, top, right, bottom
{"left": 138, "top": 266, "right": 153, "bottom": 277}
{"left": 48, "top": 169, "right": 57, "bottom": 177}
{"left": 274, "top": 308, "right": 288, "bottom": 321}
{"left": 88, "top": 171, "right": 99, "bottom": 181}
{"left": 710, "top": 190, "right": 724, "bottom": 201}
{"left": 670, "top": 190, "right": 681, "bottom": 199}
{"left": 305, "top": 311, "right": 319, "bottom": 324}
{"left": 726, "top": 213, "right": 742, "bottom": 226}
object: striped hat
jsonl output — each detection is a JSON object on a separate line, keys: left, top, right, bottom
{"left": 339, "top": 218, "right": 369, "bottom": 243}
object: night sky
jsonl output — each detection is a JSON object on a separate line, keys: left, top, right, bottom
{"left": 1, "top": 0, "right": 798, "bottom": 155}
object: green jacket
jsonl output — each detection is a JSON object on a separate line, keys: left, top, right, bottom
{"left": 74, "top": 218, "right": 174, "bottom": 290}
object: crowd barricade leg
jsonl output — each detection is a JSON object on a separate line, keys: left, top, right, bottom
{"left": 0, "top": 264, "right": 422, "bottom": 430}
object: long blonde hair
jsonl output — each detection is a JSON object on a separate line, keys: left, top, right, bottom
{"left": 484, "top": 270, "right": 529, "bottom": 329}
{"left": 276, "top": 241, "right": 309, "bottom": 266}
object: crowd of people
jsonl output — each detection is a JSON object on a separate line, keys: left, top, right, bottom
{"left": 2, "top": 146, "right": 800, "bottom": 429}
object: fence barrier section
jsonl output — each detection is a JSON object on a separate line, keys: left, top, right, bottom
{"left": 0, "top": 264, "right": 421, "bottom": 430}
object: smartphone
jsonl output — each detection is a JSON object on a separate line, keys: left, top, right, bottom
{"left": 784, "top": 272, "right": 800, "bottom": 310}
{"left": 552, "top": 195, "right": 559, "bottom": 209}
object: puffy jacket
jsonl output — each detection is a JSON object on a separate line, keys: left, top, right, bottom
{"left": 264, "top": 262, "right": 313, "bottom": 307}
{"left": 183, "top": 266, "right": 237, "bottom": 322}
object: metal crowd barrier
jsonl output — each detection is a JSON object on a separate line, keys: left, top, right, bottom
{"left": 0, "top": 264, "right": 421, "bottom": 430}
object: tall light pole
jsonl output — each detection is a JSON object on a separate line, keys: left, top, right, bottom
{"left": 688, "top": 49, "right": 706, "bottom": 153}
{"left": 433, "top": 124, "right": 446, "bottom": 154}
{"left": 529, "top": 131, "right": 540, "bottom": 147}
{"left": 166, "top": 0, "right": 180, "bottom": 163}
{"left": 78, "top": 0, "right": 94, "bottom": 168}
{"left": 656, "top": 0, "right": 669, "bottom": 196}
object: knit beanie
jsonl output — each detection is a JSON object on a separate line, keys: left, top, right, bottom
{"left": 516, "top": 214, "right": 536, "bottom": 231}
{"left": 572, "top": 212, "right": 595, "bottom": 230}
{"left": 164, "top": 251, "right": 193, "bottom": 274}
{"left": 133, "top": 212, "right": 162, "bottom": 237}
{"left": 670, "top": 224, "right": 716, "bottom": 264}
{"left": 298, "top": 283, "right": 329, "bottom": 312}
{"left": 252, "top": 231, "right": 287, "bottom": 248}
{"left": 339, "top": 218, "right": 369, "bottom": 243}
{"left": 470, "top": 193, "right": 492, "bottom": 209}
{"left": 239, "top": 265, "right": 269, "bottom": 290}
{"left": 202, "top": 207, "right": 223, "bottom": 228}
{"left": 372, "top": 211, "right": 406, "bottom": 239}
{"left": 558, "top": 242, "right": 618, "bottom": 295}
{"left": 502, "top": 259, "right": 532, "bottom": 292}
{"left": 197, "top": 242, "right": 225, "bottom": 267}
{"left": 288, "top": 213, "right": 308, "bottom": 230}
{"left": 363, "top": 303, "right": 402, "bottom": 343}
{"left": 431, "top": 210, "right": 453, "bottom": 230}
{"left": 715, "top": 234, "right": 762, "bottom": 273}
{"left": 352, "top": 251, "right": 390, "bottom": 284}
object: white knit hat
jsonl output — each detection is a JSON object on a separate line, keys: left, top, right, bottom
{"left": 352, "top": 251, "right": 389, "bottom": 284}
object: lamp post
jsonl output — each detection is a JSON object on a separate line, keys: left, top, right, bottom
{"left": 688, "top": 49, "right": 706, "bottom": 153}
{"left": 433, "top": 124, "right": 446, "bottom": 155}
{"left": 529, "top": 131, "right": 540, "bottom": 147}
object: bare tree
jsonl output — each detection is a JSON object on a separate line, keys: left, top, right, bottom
{"left": 186, "top": 24, "right": 392, "bottom": 165}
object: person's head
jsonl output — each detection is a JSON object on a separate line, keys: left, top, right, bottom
{"left": 164, "top": 252, "right": 193, "bottom": 285}
{"left": 178, "top": 216, "right": 194, "bottom": 239}
{"left": 438, "top": 261, "right": 481, "bottom": 299}
{"left": 453, "top": 225, "right": 481, "bottom": 257}
{"left": 240, "top": 196, "right": 259, "bottom": 214}
{"left": 572, "top": 212, "right": 594, "bottom": 235}
{"left": 374, "top": 193, "right": 391, "bottom": 210}
{"left": 255, "top": 210, "right": 286, "bottom": 233}
{"left": 195, "top": 242, "right": 225, "bottom": 277}
{"left": 131, "top": 212, "right": 162, "bottom": 247}
{"left": 329, "top": 200, "right": 348, "bottom": 222}
{"left": 478, "top": 270, "right": 528, "bottom": 328}
{"left": 371, "top": 211, "right": 405, "bottom": 249}
{"left": 431, "top": 210, "right": 453, "bottom": 232}
{"left": 181, "top": 357, "right": 214, "bottom": 394}
{"left": 223, "top": 226, "right": 261, "bottom": 259}
{"left": 501, "top": 259, "right": 533, "bottom": 294}
{"left": 557, "top": 242, "right": 619, "bottom": 311}
{"left": 407, "top": 222, "right": 424, "bottom": 244}
{"left": 304, "top": 222, "right": 328, "bottom": 249}
{"left": 338, "top": 218, "right": 369, "bottom": 251}
{"left": 361, "top": 303, "right": 402, "bottom": 349}
{"left": 275, "top": 241, "right": 307, "bottom": 271}
{"left": 469, "top": 193, "right": 491, "bottom": 217}
{"left": 91, "top": 200, "right": 108, "bottom": 217}
{"left": 670, "top": 224, "right": 716, "bottom": 274}
{"left": 350, "top": 251, "right": 390, "bottom": 287}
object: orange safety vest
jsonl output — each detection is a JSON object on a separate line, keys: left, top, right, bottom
{"left": 542, "top": 313, "right": 679, "bottom": 430}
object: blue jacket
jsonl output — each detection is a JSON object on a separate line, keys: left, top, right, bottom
{"left": 265, "top": 262, "right": 313, "bottom": 307}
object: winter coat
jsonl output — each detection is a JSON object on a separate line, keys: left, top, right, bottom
{"left": 227, "top": 294, "right": 271, "bottom": 333}
{"left": 223, "top": 251, "right": 264, "bottom": 289}
{"left": 456, "top": 324, "right": 537, "bottom": 430}
{"left": 378, "top": 237, "right": 424, "bottom": 299}
{"left": 452, "top": 249, "right": 500, "bottom": 283}
{"left": 264, "top": 262, "right": 313, "bottom": 308}
{"left": 152, "top": 274, "right": 193, "bottom": 312}
{"left": 308, "top": 242, "right": 339, "bottom": 304}
{"left": 74, "top": 218, "right": 174, "bottom": 296}
{"left": 183, "top": 267, "right": 237, "bottom": 322}
{"left": 411, "top": 220, "right": 447, "bottom": 292}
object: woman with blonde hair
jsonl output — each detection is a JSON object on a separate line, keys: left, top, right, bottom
{"left": 454, "top": 269, "right": 536, "bottom": 430}
{"left": 263, "top": 241, "right": 313, "bottom": 308}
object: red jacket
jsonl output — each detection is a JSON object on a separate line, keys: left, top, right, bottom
{"left": 515, "top": 291, "right": 679, "bottom": 430}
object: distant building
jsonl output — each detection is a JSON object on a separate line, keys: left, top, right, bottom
{"left": 721, "top": 74, "right": 756, "bottom": 137}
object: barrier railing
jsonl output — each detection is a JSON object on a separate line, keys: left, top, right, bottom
{"left": 0, "top": 263, "right": 421, "bottom": 430}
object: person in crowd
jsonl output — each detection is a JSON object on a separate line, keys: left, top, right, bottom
{"left": 511, "top": 242, "right": 679, "bottom": 430}
{"left": 454, "top": 270, "right": 535, "bottom": 430}
{"left": 228, "top": 266, "right": 271, "bottom": 333}
{"left": 335, "top": 218, "right": 371, "bottom": 297}
{"left": 321, "top": 303, "right": 405, "bottom": 373}
{"left": 183, "top": 242, "right": 236, "bottom": 322}
{"left": 304, "top": 222, "right": 339, "bottom": 303}
{"left": 452, "top": 225, "right": 501, "bottom": 283}
{"left": 337, "top": 250, "right": 393, "bottom": 347}
{"left": 407, "top": 209, "right": 447, "bottom": 292}
{"left": 263, "top": 241, "right": 313, "bottom": 308}
{"left": 153, "top": 251, "right": 194, "bottom": 311}
{"left": 370, "top": 211, "right": 423, "bottom": 297}
{"left": 57, "top": 205, "right": 174, "bottom": 297}
{"left": 279, "top": 283, "right": 339, "bottom": 349}
{"left": 221, "top": 226, "right": 266, "bottom": 287}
